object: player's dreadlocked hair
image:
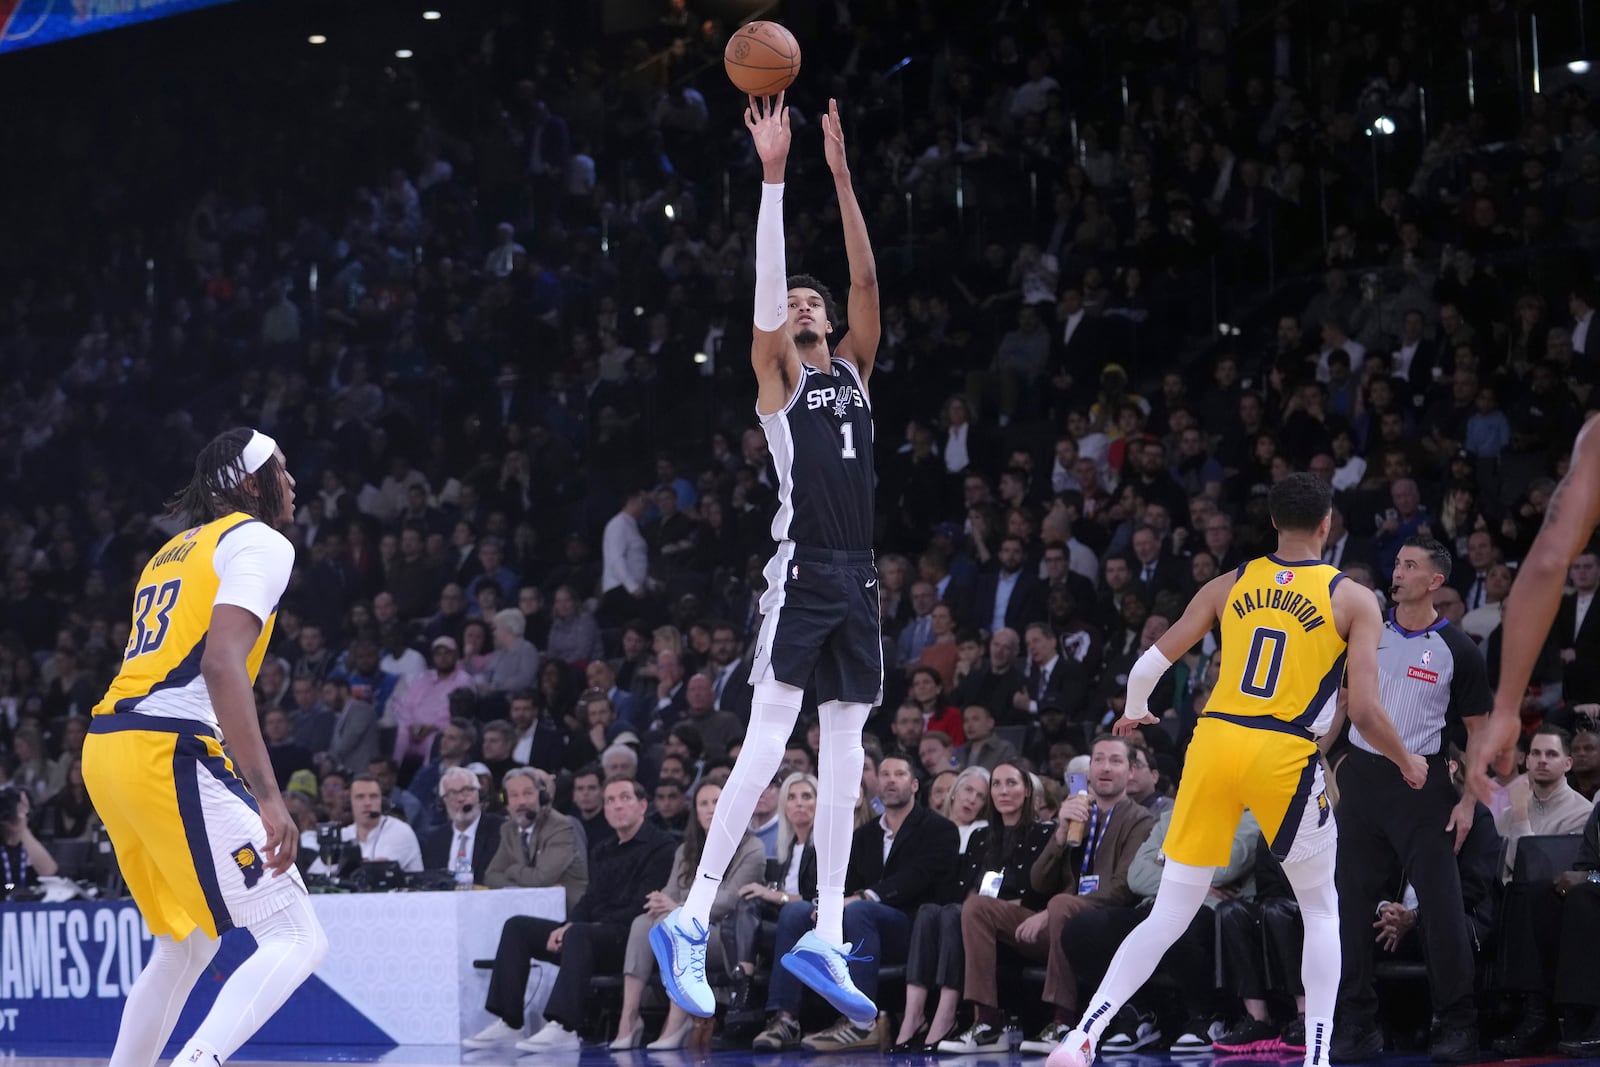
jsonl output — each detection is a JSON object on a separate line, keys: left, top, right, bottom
{"left": 787, "top": 273, "right": 839, "bottom": 330}
{"left": 166, "top": 427, "right": 290, "bottom": 526}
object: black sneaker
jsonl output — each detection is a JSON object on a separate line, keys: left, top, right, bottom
{"left": 1169, "top": 1017, "right": 1222, "bottom": 1054}
{"left": 1429, "top": 1022, "right": 1480, "bottom": 1064}
{"left": 1213, "top": 1017, "right": 1280, "bottom": 1054}
{"left": 1100, "top": 1007, "right": 1162, "bottom": 1054}
{"left": 1329, "top": 1026, "right": 1383, "bottom": 1064}
{"left": 1492, "top": 1008, "right": 1551, "bottom": 1057}
{"left": 937, "top": 1021, "right": 1005, "bottom": 1054}
{"left": 1281, "top": 1016, "right": 1307, "bottom": 1053}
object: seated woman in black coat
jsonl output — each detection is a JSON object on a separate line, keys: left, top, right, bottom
{"left": 892, "top": 761, "right": 1052, "bottom": 1051}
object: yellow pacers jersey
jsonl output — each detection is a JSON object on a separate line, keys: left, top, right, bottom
{"left": 1215, "top": 554, "right": 1348, "bottom": 734}
{"left": 94, "top": 512, "right": 279, "bottom": 724}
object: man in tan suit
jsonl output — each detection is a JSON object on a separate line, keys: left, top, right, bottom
{"left": 485, "top": 767, "right": 588, "bottom": 911}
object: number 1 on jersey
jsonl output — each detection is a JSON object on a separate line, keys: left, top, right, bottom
{"left": 839, "top": 423, "right": 857, "bottom": 459}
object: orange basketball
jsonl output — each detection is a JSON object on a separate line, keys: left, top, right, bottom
{"left": 724, "top": 21, "right": 801, "bottom": 98}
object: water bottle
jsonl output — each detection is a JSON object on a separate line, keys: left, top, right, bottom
{"left": 454, "top": 853, "right": 473, "bottom": 890}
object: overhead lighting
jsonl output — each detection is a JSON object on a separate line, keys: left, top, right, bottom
{"left": 307, "top": 33, "right": 327, "bottom": 44}
{"left": 1372, "top": 116, "right": 1396, "bottom": 135}
{"left": 693, "top": 352, "right": 709, "bottom": 365}
{"left": 1570, "top": 60, "right": 1592, "bottom": 74}
{"left": 633, "top": 306, "right": 645, "bottom": 317}
{"left": 394, "top": 48, "right": 413, "bottom": 58}
{"left": 664, "top": 204, "right": 675, "bottom": 220}
{"left": 422, "top": 10, "right": 442, "bottom": 19}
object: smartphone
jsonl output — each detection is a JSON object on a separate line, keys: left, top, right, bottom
{"left": 1068, "top": 773, "right": 1088, "bottom": 797}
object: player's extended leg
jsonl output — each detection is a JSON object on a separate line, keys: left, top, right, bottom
{"left": 779, "top": 699, "right": 877, "bottom": 1026}
{"left": 1280, "top": 846, "right": 1339, "bottom": 1067}
{"left": 1047, "top": 860, "right": 1214, "bottom": 1067}
{"left": 108, "top": 933, "right": 221, "bottom": 1067}
{"left": 655, "top": 678, "right": 804, "bottom": 1017}
{"left": 171, "top": 894, "right": 329, "bottom": 1065}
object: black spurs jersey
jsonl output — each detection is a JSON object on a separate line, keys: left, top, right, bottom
{"left": 760, "top": 357, "right": 875, "bottom": 552}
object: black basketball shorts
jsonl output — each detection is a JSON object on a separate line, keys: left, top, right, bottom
{"left": 752, "top": 543, "right": 884, "bottom": 706}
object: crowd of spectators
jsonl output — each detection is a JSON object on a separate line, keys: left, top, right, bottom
{"left": 3, "top": 0, "right": 1600, "bottom": 1057}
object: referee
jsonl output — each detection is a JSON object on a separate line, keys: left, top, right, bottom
{"left": 1329, "top": 537, "right": 1492, "bottom": 1063}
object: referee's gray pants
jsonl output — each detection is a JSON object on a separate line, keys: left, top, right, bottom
{"left": 1333, "top": 748, "right": 1476, "bottom": 1028}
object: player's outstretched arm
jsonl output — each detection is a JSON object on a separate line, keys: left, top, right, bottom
{"left": 204, "top": 604, "right": 297, "bottom": 875}
{"left": 822, "top": 97, "right": 880, "bottom": 383}
{"left": 1115, "top": 573, "right": 1228, "bottom": 733}
{"left": 747, "top": 92, "right": 802, "bottom": 416}
{"left": 1472, "top": 413, "right": 1600, "bottom": 792}
{"left": 1337, "top": 580, "right": 1428, "bottom": 788}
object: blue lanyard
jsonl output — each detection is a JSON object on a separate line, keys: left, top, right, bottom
{"left": 1080, "top": 805, "right": 1109, "bottom": 876}
{"left": 1, "top": 843, "right": 28, "bottom": 890}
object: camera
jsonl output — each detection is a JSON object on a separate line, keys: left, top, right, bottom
{"left": 0, "top": 785, "right": 22, "bottom": 826}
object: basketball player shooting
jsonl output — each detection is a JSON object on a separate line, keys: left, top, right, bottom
{"left": 1466, "top": 412, "right": 1600, "bottom": 801}
{"left": 652, "top": 92, "right": 884, "bottom": 1027}
{"left": 1047, "top": 474, "right": 1426, "bottom": 1067}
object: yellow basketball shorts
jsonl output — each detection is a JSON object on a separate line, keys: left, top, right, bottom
{"left": 82, "top": 712, "right": 304, "bottom": 940}
{"left": 1163, "top": 713, "right": 1336, "bottom": 868}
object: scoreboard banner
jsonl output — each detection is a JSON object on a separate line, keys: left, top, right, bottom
{"left": 0, "top": 0, "right": 243, "bottom": 55}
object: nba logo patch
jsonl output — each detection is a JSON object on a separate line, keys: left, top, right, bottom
{"left": 1421, "top": 650, "right": 1432, "bottom": 667}
{"left": 183, "top": 527, "right": 201, "bottom": 541}
{"left": 791, "top": 564, "right": 800, "bottom": 579}
{"left": 1275, "top": 569, "right": 1295, "bottom": 585}
{"left": 232, "top": 844, "right": 264, "bottom": 889}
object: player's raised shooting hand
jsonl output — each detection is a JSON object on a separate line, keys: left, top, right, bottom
{"left": 822, "top": 97, "right": 848, "bottom": 175}
{"left": 745, "top": 91, "right": 791, "bottom": 179}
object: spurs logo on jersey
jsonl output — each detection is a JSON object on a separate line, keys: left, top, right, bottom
{"left": 761, "top": 359, "right": 875, "bottom": 552}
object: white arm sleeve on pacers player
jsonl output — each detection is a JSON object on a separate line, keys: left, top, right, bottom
{"left": 753, "top": 182, "right": 787, "bottom": 332}
{"left": 1123, "top": 645, "right": 1174, "bottom": 718}
{"left": 212, "top": 523, "right": 295, "bottom": 623}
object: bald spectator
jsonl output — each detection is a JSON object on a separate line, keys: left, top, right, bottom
{"left": 680, "top": 673, "right": 742, "bottom": 758}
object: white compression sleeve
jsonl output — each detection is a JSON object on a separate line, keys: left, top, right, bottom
{"left": 1282, "top": 846, "right": 1340, "bottom": 1067}
{"left": 815, "top": 700, "right": 870, "bottom": 947}
{"left": 1077, "top": 859, "right": 1213, "bottom": 1044}
{"left": 681, "top": 679, "right": 804, "bottom": 927}
{"left": 753, "top": 183, "right": 787, "bottom": 332}
{"left": 178, "top": 893, "right": 328, "bottom": 1062}
{"left": 108, "top": 933, "right": 220, "bottom": 1067}
{"left": 1123, "top": 645, "right": 1174, "bottom": 718}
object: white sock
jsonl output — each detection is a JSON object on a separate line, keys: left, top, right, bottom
{"left": 110, "top": 933, "right": 220, "bottom": 1067}
{"left": 681, "top": 680, "right": 802, "bottom": 928}
{"left": 176, "top": 893, "right": 328, "bottom": 1062}
{"left": 814, "top": 700, "right": 869, "bottom": 947}
{"left": 1281, "top": 846, "right": 1340, "bottom": 1067}
{"left": 1077, "top": 860, "right": 1212, "bottom": 1043}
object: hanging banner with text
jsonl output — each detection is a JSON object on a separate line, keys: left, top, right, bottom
{"left": 0, "top": 0, "right": 243, "bottom": 55}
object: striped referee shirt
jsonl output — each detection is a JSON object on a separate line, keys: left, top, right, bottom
{"left": 1351, "top": 610, "right": 1492, "bottom": 757}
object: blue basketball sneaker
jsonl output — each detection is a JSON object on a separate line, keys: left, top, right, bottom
{"left": 650, "top": 908, "right": 715, "bottom": 1017}
{"left": 780, "top": 930, "right": 877, "bottom": 1027}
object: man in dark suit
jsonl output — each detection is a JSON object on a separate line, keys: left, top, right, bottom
{"left": 1321, "top": 504, "right": 1374, "bottom": 572}
{"left": 468, "top": 778, "right": 677, "bottom": 1052}
{"left": 421, "top": 765, "right": 507, "bottom": 884}
{"left": 952, "top": 627, "right": 1028, "bottom": 723}
{"left": 759, "top": 754, "right": 959, "bottom": 1051}
{"left": 1556, "top": 552, "right": 1600, "bottom": 705}
{"left": 1013, "top": 623, "right": 1090, "bottom": 724}
{"left": 973, "top": 537, "right": 1049, "bottom": 638}
{"left": 1450, "top": 530, "right": 1501, "bottom": 610}
{"left": 1127, "top": 526, "right": 1187, "bottom": 600}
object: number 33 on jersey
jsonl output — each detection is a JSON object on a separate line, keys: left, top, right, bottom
{"left": 96, "top": 513, "right": 290, "bottom": 726}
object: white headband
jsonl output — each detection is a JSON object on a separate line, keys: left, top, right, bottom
{"left": 219, "top": 431, "right": 278, "bottom": 488}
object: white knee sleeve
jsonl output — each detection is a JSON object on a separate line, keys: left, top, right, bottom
{"left": 815, "top": 700, "right": 871, "bottom": 947}
{"left": 681, "top": 680, "right": 804, "bottom": 928}
{"left": 182, "top": 893, "right": 327, "bottom": 1062}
